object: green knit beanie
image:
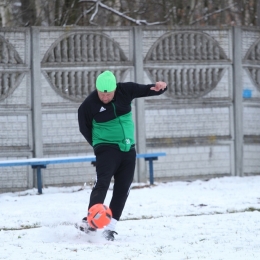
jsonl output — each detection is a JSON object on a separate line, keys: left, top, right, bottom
{"left": 96, "top": 71, "right": 117, "bottom": 92}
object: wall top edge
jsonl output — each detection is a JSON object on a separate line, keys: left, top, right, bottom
{"left": 0, "top": 25, "right": 242, "bottom": 33}
{"left": 241, "top": 25, "right": 260, "bottom": 32}
{"left": 33, "top": 25, "right": 233, "bottom": 30}
{"left": 141, "top": 25, "right": 234, "bottom": 30}
{"left": 33, "top": 26, "right": 134, "bottom": 32}
{"left": 0, "top": 27, "right": 30, "bottom": 32}
{"left": 0, "top": 25, "right": 259, "bottom": 31}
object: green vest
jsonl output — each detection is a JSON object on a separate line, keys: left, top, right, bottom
{"left": 92, "top": 111, "right": 135, "bottom": 152}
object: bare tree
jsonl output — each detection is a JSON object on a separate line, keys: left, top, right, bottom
{"left": 0, "top": 0, "right": 258, "bottom": 27}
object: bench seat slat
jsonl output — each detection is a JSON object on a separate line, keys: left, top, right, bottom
{"left": 0, "top": 153, "right": 166, "bottom": 167}
{"left": 0, "top": 153, "right": 166, "bottom": 193}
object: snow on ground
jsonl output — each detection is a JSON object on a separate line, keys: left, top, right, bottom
{"left": 1, "top": 176, "right": 260, "bottom": 260}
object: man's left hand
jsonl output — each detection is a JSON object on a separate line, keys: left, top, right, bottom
{"left": 150, "top": 81, "right": 167, "bottom": 91}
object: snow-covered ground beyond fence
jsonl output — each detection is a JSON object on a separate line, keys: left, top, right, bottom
{"left": 1, "top": 176, "right": 260, "bottom": 260}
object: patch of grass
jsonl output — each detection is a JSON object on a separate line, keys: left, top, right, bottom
{"left": 1, "top": 223, "right": 40, "bottom": 231}
{"left": 2, "top": 208, "right": 260, "bottom": 230}
{"left": 227, "top": 207, "right": 260, "bottom": 213}
{"left": 121, "top": 208, "right": 260, "bottom": 221}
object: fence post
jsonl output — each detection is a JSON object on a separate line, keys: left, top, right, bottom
{"left": 233, "top": 27, "right": 244, "bottom": 177}
{"left": 31, "top": 27, "right": 44, "bottom": 188}
{"left": 133, "top": 26, "right": 147, "bottom": 183}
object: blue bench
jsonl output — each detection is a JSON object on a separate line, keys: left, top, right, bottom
{"left": 0, "top": 153, "right": 166, "bottom": 194}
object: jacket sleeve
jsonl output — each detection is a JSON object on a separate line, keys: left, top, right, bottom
{"left": 78, "top": 101, "right": 93, "bottom": 146}
{"left": 121, "top": 82, "right": 167, "bottom": 99}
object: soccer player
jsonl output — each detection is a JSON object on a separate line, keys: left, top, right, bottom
{"left": 77, "top": 70, "right": 167, "bottom": 241}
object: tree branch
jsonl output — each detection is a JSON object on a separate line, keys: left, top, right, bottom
{"left": 62, "top": 0, "right": 77, "bottom": 26}
{"left": 74, "top": 4, "right": 96, "bottom": 25}
{"left": 79, "top": 0, "right": 168, "bottom": 25}
{"left": 89, "top": 0, "right": 99, "bottom": 24}
{"left": 189, "top": 2, "right": 238, "bottom": 25}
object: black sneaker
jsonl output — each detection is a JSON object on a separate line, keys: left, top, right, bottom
{"left": 102, "top": 230, "right": 118, "bottom": 241}
{"left": 75, "top": 217, "right": 97, "bottom": 234}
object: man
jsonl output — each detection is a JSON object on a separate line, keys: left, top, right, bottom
{"left": 77, "top": 70, "right": 167, "bottom": 241}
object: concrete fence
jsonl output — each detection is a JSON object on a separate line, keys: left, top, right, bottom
{"left": 0, "top": 26, "right": 259, "bottom": 193}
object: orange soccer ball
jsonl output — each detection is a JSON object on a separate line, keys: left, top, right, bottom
{"left": 87, "top": 204, "right": 112, "bottom": 229}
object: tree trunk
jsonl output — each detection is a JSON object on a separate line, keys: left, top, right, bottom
{"left": 0, "top": 0, "right": 13, "bottom": 27}
{"left": 257, "top": 0, "right": 260, "bottom": 26}
{"left": 34, "top": 0, "right": 49, "bottom": 26}
{"left": 20, "top": 0, "right": 36, "bottom": 26}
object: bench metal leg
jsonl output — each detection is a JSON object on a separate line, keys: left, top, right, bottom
{"left": 148, "top": 159, "right": 154, "bottom": 185}
{"left": 145, "top": 157, "right": 158, "bottom": 185}
{"left": 32, "top": 165, "right": 46, "bottom": 194}
{"left": 36, "top": 166, "right": 42, "bottom": 194}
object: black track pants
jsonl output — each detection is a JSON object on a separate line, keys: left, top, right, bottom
{"left": 88, "top": 145, "right": 136, "bottom": 221}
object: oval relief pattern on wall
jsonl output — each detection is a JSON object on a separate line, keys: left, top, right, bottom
{"left": 144, "top": 31, "right": 228, "bottom": 99}
{"left": 0, "top": 35, "right": 25, "bottom": 101}
{"left": 244, "top": 38, "right": 260, "bottom": 93}
{"left": 42, "top": 32, "right": 131, "bottom": 102}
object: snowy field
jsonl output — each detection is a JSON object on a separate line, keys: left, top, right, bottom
{"left": 1, "top": 176, "right": 260, "bottom": 260}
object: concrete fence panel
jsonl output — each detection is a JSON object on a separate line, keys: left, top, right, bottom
{"left": 0, "top": 26, "right": 259, "bottom": 193}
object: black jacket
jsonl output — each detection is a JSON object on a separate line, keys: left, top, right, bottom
{"left": 78, "top": 82, "right": 167, "bottom": 150}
